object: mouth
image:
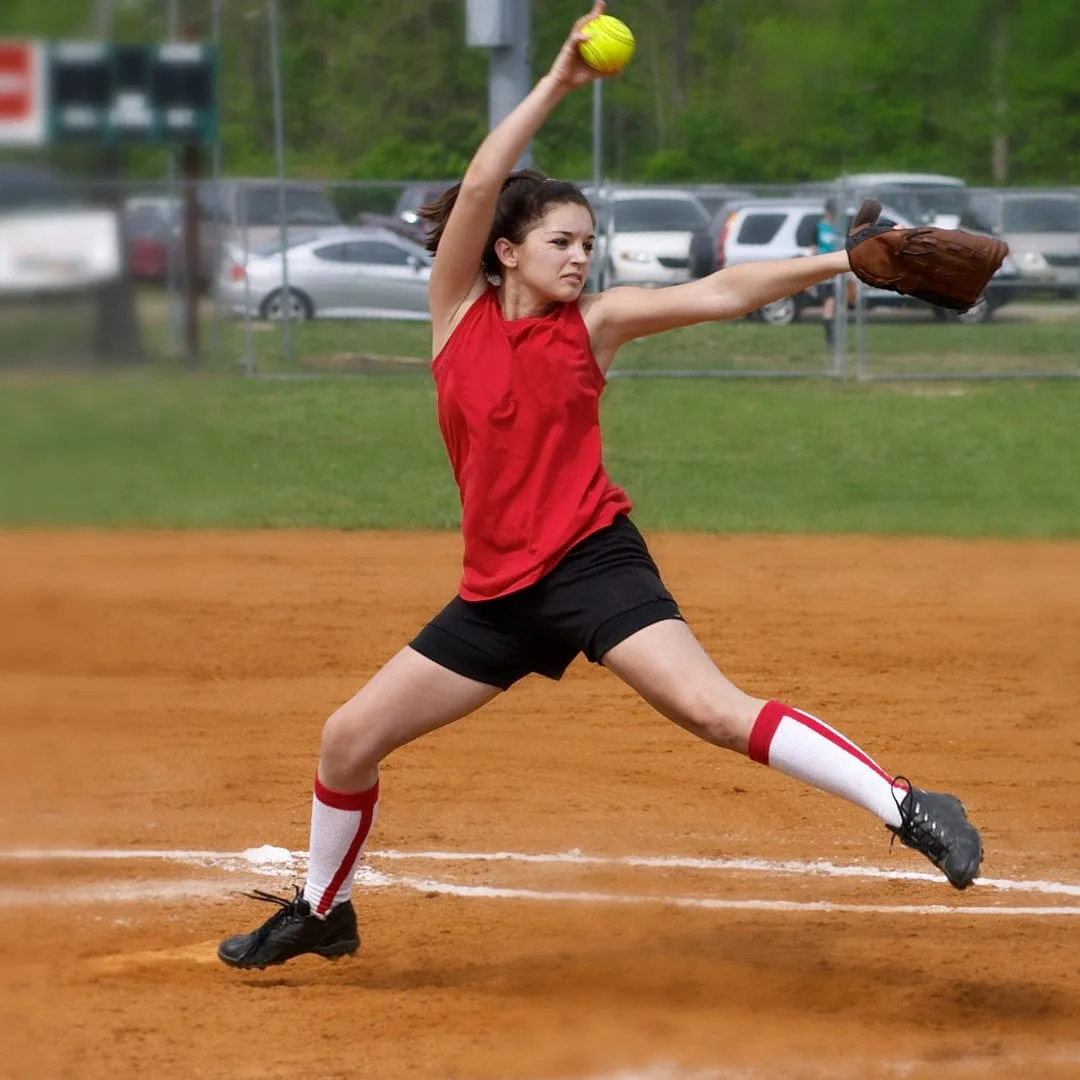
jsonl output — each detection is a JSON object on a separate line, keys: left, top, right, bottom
{"left": 562, "top": 274, "right": 583, "bottom": 286}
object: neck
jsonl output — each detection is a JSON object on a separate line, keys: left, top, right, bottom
{"left": 497, "top": 279, "right": 556, "bottom": 321}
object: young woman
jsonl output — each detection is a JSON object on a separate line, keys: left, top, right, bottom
{"left": 218, "top": 3, "right": 982, "bottom": 970}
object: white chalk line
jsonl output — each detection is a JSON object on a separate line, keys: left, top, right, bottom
{"left": 533, "top": 1052, "right": 1080, "bottom": 1080}
{"left": 2, "top": 845, "right": 1079, "bottom": 916}
{"left": 4, "top": 845, "right": 1080, "bottom": 897}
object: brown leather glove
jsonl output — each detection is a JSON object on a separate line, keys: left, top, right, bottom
{"left": 845, "top": 199, "right": 1009, "bottom": 313}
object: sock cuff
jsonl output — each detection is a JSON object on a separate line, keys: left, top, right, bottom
{"left": 748, "top": 699, "right": 785, "bottom": 764}
{"left": 313, "top": 772, "right": 379, "bottom": 812}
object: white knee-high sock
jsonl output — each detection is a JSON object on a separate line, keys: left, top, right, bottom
{"left": 302, "top": 773, "right": 379, "bottom": 916}
{"left": 749, "top": 700, "right": 906, "bottom": 828}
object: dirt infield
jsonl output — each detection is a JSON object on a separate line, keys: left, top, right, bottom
{"left": 2, "top": 530, "right": 1079, "bottom": 1080}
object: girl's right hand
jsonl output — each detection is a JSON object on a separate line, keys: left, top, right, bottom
{"left": 546, "top": 2, "right": 610, "bottom": 90}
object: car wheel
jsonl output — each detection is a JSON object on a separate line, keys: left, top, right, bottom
{"left": 758, "top": 295, "right": 800, "bottom": 326}
{"left": 260, "top": 287, "right": 313, "bottom": 322}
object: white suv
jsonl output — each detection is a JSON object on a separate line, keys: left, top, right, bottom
{"left": 716, "top": 196, "right": 1018, "bottom": 325}
{"left": 590, "top": 187, "right": 711, "bottom": 290}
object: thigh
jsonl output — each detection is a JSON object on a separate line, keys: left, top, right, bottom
{"left": 600, "top": 619, "right": 764, "bottom": 752}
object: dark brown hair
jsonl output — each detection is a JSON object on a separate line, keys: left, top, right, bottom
{"left": 418, "top": 167, "right": 594, "bottom": 279}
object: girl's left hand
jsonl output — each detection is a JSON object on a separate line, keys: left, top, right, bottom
{"left": 547, "top": 2, "right": 609, "bottom": 89}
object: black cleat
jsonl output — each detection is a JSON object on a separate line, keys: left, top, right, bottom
{"left": 888, "top": 779, "right": 983, "bottom": 890}
{"left": 217, "top": 887, "right": 359, "bottom": 969}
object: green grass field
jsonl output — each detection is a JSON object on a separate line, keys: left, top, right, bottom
{"left": 133, "top": 304, "right": 1080, "bottom": 379}
{"left": 2, "top": 371, "right": 1077, "bottom": 536}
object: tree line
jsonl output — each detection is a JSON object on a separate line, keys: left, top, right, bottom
{"left": 2, "top": 0, "right": 1078, "bottom": 188}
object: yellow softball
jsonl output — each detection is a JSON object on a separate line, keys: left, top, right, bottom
{"left": 578, "top": 14, "right": 636, "bottom": 75}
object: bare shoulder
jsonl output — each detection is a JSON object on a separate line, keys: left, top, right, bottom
{"left": 430, "top": 272, "right": 489, "bottom": 359}
{"left": 580, "top": 281, "right": 721, "bottom": 372}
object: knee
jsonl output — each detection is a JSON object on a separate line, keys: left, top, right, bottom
{"left": 319, "top": 698, "right": 386, "bottom": 779}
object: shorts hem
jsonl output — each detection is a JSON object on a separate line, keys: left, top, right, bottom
{"left": 407, "top": 631, "right": 517, "bottom": 692}
{"left": 586, "top": 598, "right": 684, "bottom": 664}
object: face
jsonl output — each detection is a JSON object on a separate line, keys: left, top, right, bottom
{"left": 495, "top": 202, "right": 595, "bottom": 300}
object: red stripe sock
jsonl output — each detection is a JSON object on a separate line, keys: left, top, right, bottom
{"left": 749, "top": 700, "right": 905, "bottom": 828}
{"left": 302, "top": 774, "right": 379, "bottom": 916}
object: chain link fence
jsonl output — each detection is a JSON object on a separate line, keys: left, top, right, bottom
{"left": 2, "top": 172, "right": 1078, "bottom": 380}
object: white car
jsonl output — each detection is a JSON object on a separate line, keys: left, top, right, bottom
{"left": 591, "top": 188, "right": 711, "bottom": 290}
{"left": 0, "top": 165, "right": 121, "bottom": 296}
{"left": 216, "top": 226, "right": 432, "bottom": 321}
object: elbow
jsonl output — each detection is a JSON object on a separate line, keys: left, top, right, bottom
{"left": 461, "top": 161, "right": 507, "bottom": 199}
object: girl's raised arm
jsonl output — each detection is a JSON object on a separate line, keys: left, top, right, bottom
{"left": 425, "top": 3, "right": 607, "bottom": 331}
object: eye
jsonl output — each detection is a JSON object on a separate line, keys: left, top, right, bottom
{"left": 584, "top": 242, "right": 594, "bottom": 254}
{"left": 551, "top": 237, "right": 568, "bottom": 248}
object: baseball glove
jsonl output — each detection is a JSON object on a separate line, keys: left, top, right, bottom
{"left": 845, "top": 199, "right": 1009, "bottom": 313}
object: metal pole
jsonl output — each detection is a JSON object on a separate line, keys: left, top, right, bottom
{"left": 93, "top": 0, "right": 113, "bottom": 36}
{"left": 240, "top": 196, "right": 255, "bottom": 374}
{"left": 166, "top": 0, "right": 182, "bottom": 354}
{"left": 267, "top": 0, "right": 291, "bottom": 364}
{"left": 209, "top": 0, "right": 223, "bottom": 362}
{"left": 488, "top": 0, "right": 531, "bottom": 168}
{"left": 590, "top": 77, "right": 602, "bottom": 290}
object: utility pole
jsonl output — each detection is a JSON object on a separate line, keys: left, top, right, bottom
{"left": 466, "top": 0, "right": 532, "bottom": 168}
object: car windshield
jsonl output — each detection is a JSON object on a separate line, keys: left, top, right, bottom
{"left": 1002, "top": 198, "right": 1080, "bottom": 233}
{"left": 0, "top": 168, "right": 81, "bottom": 211}
{"left": 612, "top": 198, "right": 708, "bottom": 232}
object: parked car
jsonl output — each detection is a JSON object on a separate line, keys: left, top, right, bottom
{"left": 125, "top": 181, "right": 348, "bottom": 289}
{"left": 357, "top": 181, "right": 454, "bottom": 245}
{"left": 968, "top": 189, "right": 1080, "bottom": 296}
{"left": 827, "top": 173, "right": 993, "bottom": 232}
{"left": 215, "top": 226, "right": 432, "bottom": 321}
{"left": 122, "top": 197, "right": 181, "bottom": 283}
{"left": 717, "top": 197, "right": 1018, "bottom": 325}
{"left": 688, "top": 187, "right": 758, "bottom": 278}
{"left": 589, "top": 187, "right": 711, "bottom": 289}
{"left": 0, "top": 165, "right": 121, "bottom": 296}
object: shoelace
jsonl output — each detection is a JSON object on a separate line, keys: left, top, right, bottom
{"left": 890, "top": 776, "right": 948, "bottom": 862}
{"left": 242, "top": 886, "right": 307, "bottom": 947}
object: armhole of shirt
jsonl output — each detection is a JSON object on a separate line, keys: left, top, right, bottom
{"left": 567, "top": 300, "right": 607, "bottom": 388}
{"left": 431, "top": 287, "right": 493, "bottom": 375}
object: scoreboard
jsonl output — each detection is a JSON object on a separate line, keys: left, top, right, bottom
{"left": 50, "top": 41, "right": 217, "bottom": 143}
{"left": 0, "top": 39, "right": 218, "bottom": 146}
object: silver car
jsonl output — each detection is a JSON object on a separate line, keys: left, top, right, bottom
{"left": 969, "top": 190, "right": 1080, "bottom": 296}
{"left": 216, "top": 226, "right": 432, "bottom": 321}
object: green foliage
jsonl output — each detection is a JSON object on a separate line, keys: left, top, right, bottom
{"left": 1, "top": 0, "right": 1079, "bottom": 185}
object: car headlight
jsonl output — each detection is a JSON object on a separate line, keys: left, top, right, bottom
{"left": 1015, "top": 250, "right": 1049, "bottom": 272}
{"left": 617, "top": 251, "right": 654, "bottom": 263}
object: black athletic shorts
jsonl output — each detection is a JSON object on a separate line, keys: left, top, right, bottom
{"left": 409, "top": 514, "right": 683, "bottom": 690}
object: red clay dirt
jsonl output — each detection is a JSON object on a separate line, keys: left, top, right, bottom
{"left": 1, "top": 530, "right": 1078, "bottom": 1080}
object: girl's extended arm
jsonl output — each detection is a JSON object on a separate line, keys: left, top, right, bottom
{"left": 427, "top": 3, "right": 605, "bottom": 327}
{"left": 586, "top": 251, "right": 852, "bottom": 363}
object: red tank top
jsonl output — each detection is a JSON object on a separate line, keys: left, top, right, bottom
{"left": 431, "top": 287, "right": 632, "bottom": 600}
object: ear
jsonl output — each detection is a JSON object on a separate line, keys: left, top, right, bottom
{"left": 493, "top": 237, "right": 518, "bottom": 269}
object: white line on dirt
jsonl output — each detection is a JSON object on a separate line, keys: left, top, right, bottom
{"left": 374, "top": 872, "right": 1080, "bottom": 918}
{"left": 0, "top": 878, "right": 234, "bottom": 907}
{"left": 1, "top": 846, "right": 1079, "bottom": 916}
{"left": 528, "top": 1050, "right": 1080, "bottom": 1080}
{"left": 3, "top": 845, "right": 1079, "bottom": 897}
